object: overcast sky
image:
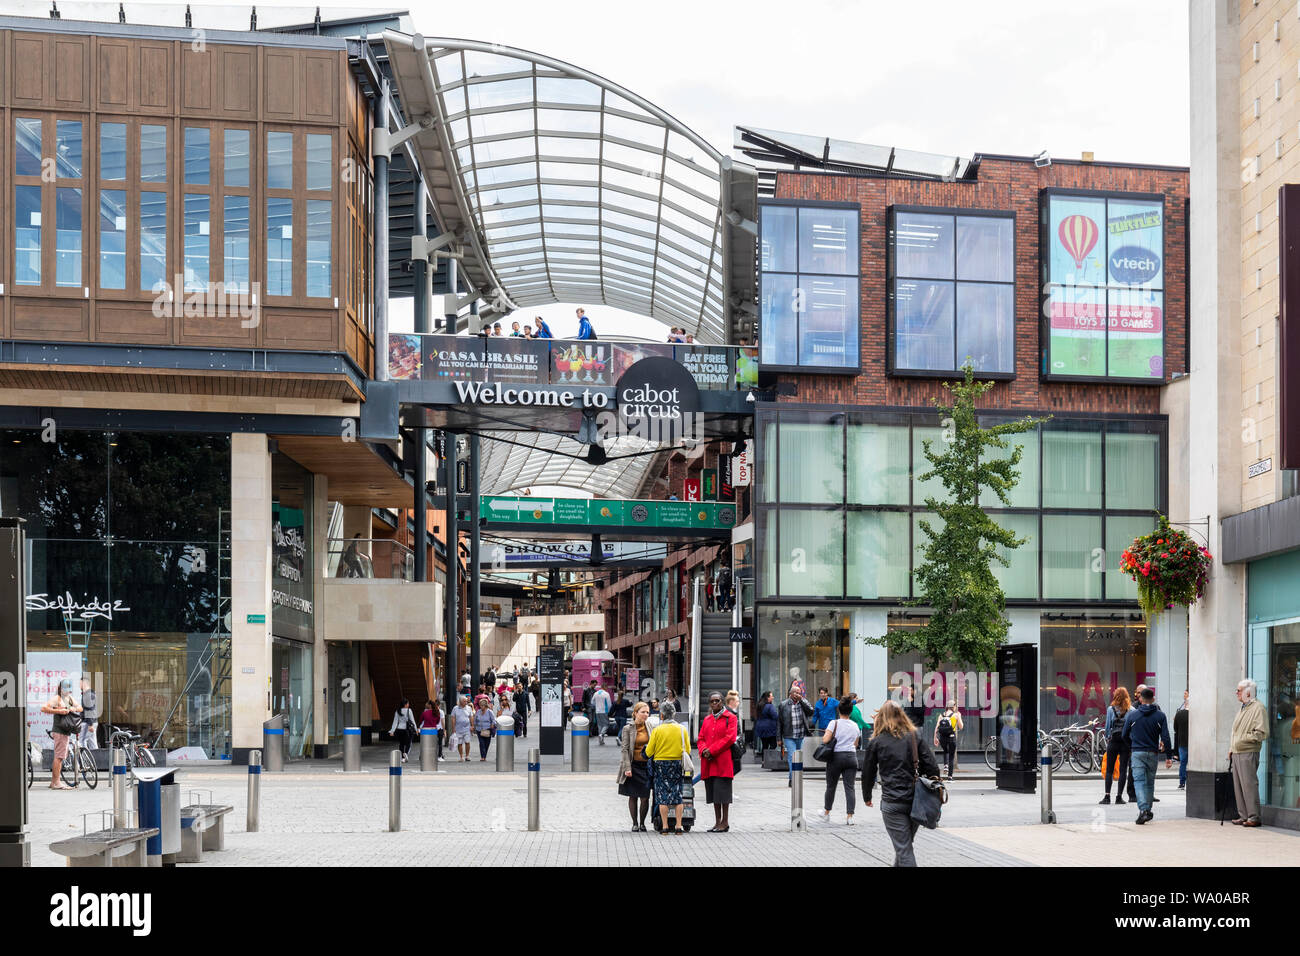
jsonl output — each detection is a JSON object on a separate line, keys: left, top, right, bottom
{"left": 161, "top": 0, "right": 1193, "bottom": 339}
{"left": 390, "top": 0, "right": 1192, "bottom": 338}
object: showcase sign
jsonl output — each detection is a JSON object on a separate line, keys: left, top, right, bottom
{"left": 482, "top": 539, "right": 668, "bottom": 567}
{"left": 1044, "top": 192, "right": 1165, "bottom": 381}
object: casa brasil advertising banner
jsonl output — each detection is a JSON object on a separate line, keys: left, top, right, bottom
{"left": 1045, "top": 193, "right": 1164, "bottom": 380}
{"left": 386, "top": 333, "right": 759, "bottom": 392}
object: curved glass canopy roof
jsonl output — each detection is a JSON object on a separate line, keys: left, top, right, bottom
{"left": 382, "top": 32, "right": 757, "bottom": 345}
{"left": 476, "top": 432, "right": 660, "bottom": 498}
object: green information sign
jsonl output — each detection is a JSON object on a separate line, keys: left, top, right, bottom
{"left": 246, "top": 614, "right": 266, "bottom": 624}
{"left": 480, "top": 496, "right": 735, "bottom": 530}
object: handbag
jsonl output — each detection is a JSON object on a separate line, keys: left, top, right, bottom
{"left": 909, "top": 732, "right": 947, "bottom": 830}
{"left": 729, "top": 712, "right": 744, "bottom": 774}
{"left": 679, "top": 725, "right": 694, "bottom": 776}
{"left": 53, "top": 710, "right": 79, "bottom": 736}
{"left": 813, "top": 720, "right": 837, "bottom": 762}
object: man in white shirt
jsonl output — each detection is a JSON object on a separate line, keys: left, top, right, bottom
{"left": 591, "top": 682, "right": 613, "bottom": 745}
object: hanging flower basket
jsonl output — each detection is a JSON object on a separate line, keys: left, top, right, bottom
{"left": 1118, "top": 515, "right": 1213, "bottom": 617}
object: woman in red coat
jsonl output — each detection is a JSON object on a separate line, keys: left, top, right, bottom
{"left": 698, "top": 691, "right": 738, "bottom": 832}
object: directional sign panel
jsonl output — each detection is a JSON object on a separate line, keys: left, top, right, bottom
{"left": 479, "top": 496, "right": 735, "bottom": 531}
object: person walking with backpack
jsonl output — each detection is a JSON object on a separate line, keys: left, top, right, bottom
{"left": 389, "top": 697, "right": 418, "bottom": 763}
{"left": 819, "top": 698, "right": 862, "bottom": 825}
{"left": 715, "top": 562, "right": 734, "bottom": 612}
{"left": 1122, "top": 686, "right": 1173, "bottom": 824}
{"left": 1099, "top": 687, "right": 1133, "bottom": 806}
{"left": 862, "top": 700, "right": 941, "bottom": 866}
{"left": 933, "top": 700, "right": 962, "bottom": 780}
{"left": 576, "top": 308, "right": 597, "bottom": 340}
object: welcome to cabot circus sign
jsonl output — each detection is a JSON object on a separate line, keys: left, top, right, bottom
{"left": 452, "top": 355, "right": 701, "bottom": 424}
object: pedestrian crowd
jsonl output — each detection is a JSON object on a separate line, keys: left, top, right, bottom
{"left": 481, "top": 308, "right": 596, "bottom": 340}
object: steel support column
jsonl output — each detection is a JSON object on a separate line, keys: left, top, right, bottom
{"left": 373, "top": 79, "right": 391, "bottom": 380}
{"left": 469, "top": 433, "right": 481, "bottom": 686}
{"left": 413, "top": 177, "right": 429, "bottom": 587}
{"left": 444, "top": 434, "right": 459, "bottom": 710}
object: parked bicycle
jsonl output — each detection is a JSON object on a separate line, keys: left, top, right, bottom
{"left": 983, "top": 731, "right": 1065, "bottom": 772}
{"left": 108, "top": 725, "right": 155, "bottom": 784}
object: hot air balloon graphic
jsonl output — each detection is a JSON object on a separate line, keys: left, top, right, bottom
{"left": 1058, "top": 215, "right": 1099, "bottom": 271}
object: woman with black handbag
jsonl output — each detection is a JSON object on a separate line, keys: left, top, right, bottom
{"left": 725, "top": 690, "right": 745, "bottom": 774}
{"left": 389, "top": 698, "right": 417, "bottom": 763}
{"left": 818, "top": 699, "right": 861, "bottom": 824}
{"left": 861, "top": 700, "right": 941, "bottom": 866}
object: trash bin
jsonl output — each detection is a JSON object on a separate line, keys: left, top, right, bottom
{"left": 133, "top": 767, "right": 179, "bottom": 867}
{"left": 263, "top": 714, "right": 285, "bottom": 771}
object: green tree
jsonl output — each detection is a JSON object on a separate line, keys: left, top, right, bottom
{"left": 870, "top": 365, "right": 1047, "bottom": 671}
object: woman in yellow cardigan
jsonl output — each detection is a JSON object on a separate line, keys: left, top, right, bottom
{"left": 644, "top": 702, "right": 691, "bottom": 834}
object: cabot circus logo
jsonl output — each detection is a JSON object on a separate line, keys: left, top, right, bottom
{"left": 630, "top": 505, "right": 649, "bottom": 522}
{"left": 616, "top": 356, "right": 701, "bottom": 426}
{"left": 1109, "top": 245, "right": 1161, "bottom": 285}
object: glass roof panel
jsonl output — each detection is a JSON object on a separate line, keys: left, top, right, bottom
{"left": 431, "top": 50, "right": 464, "bottom": 85}
{"left": 537, "top": 108, "right": 602, "bottom": 133}
{"left": 477, "top": 184, "right": 538, "bottom": 206}
{"left": 535, "top": 77, "right": 603, "bottom": 107}
{"left": 537, "top": 136, "right": 601, "bottom": 159}
{"left": 539, "top": 160, "right": 600, "bottom": 182}
{"left": 603, "top": 113, "right": 664, "bottom": 149}
{"left": 541, "top": 203, "right": 599, "bottom": 220}
{"left": 469, "top": 109, "right": 536, "bottom": 140}
{"left": 472, "top": 161, "right": 539, "bottom": 187}
{"left": 462, "top": 51, "right": 533, "bottom": 77}
{"left": 465, "top": 77, "right": 535, "bottom": 110}
{"left": 472, "top": 138, "right": 537, "bottom": 163}
{"left": 481, "top": 203, "right": 540, "bottom": 225}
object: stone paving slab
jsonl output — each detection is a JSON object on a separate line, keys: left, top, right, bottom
{"left": 20, "top": 741, "right": 1270, "bottom": 867}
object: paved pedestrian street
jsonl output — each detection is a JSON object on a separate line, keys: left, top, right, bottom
{"left": 25, "top": 741, "right": 1300, "bottom": 867}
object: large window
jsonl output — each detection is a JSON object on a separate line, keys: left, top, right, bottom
{"left": 1042, "top": 190, "right": 1165, "bottom": 382}
{"left": 265, "top": 129, "right": 334, "bottom": 302}
{"left": 889, "top": 207, "right": 1015, "bottom": 376}
{"left": 759, "top": 203, "right": 860, "bottom": 371}
{"left": 13, "top": 114, "right": 86, "bottom": 293}
{"left": 756, "top": 407, "right": 1164, "bottom": 603}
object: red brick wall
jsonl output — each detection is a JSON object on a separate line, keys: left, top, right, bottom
{"left": 771, "top": 158, "right": 1189, "bottom": 414}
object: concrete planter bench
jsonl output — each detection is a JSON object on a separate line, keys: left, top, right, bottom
{"left": 177, "top": 805, "right": 234, "bottom": 863}
{"left": 50, "top": 828, "right": 159, "bottom": 867}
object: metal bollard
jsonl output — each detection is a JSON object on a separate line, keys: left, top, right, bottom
{"left": 112, "top": 748, "right": 130, "bottom": 828}
{"left": 570, "top": 715, "right": 590, "bottom": 772}
{"left": 262, "top": 715, "right": 284, "bottom": 772}
{"left": 496, "top": 715, "right": 515, "bottom": 772}
{"left": 246, "top": 750, "right": 261, "bottom": 833}
{"left": 527, "top": 748, "right": 540, "bottom": 832}
{"left": 389, "top": 749, "right": 402, "bottom": 832}
{"left": 1041, "top": 744, "right": 1056, "bottom": 824}
{"left": 420, "top": 728, "right": 438, "bottom": 772}
{"left": 791, "top": 751, "right": 805, "bottom": 832}
{"left": 343, "top": 727, "right": 361, "bottom": 772}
